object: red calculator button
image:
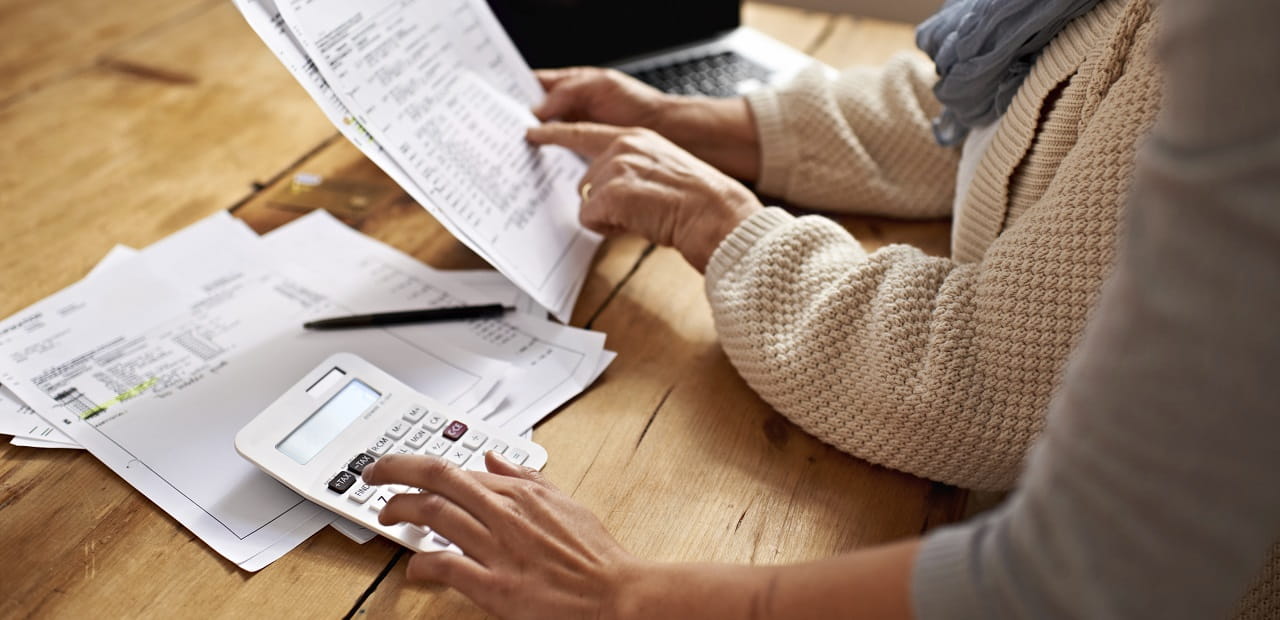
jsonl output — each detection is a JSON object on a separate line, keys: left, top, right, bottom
{"left": 442, "top": 420, "right": 468, "bottom": 441}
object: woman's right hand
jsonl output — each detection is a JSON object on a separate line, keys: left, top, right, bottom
{"left": 533, "top": 67, "right": 762, "bottom": 182}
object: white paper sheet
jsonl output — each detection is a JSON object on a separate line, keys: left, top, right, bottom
{"left": 0, "top": 213, "right": 506, "bottom": 567}
{"left": 262, "top": 211, "right": 611, "bottom": 432}
{"left": 238, "top": 0, "right": 598, "bottom": 321}
{"left": 329, "top": 518, "right": 379, "bottom": 545}
{"left": 9, "top": 436, "right": 80, "bottom": 449}
{"left": 442, "top": 270, "right": 543, "bottom": 318}
{"left": 2, "top": 245, "right": 143, "bottom": 449}
{"left": 0, "top": 387, "right": 76, "bottom": 446}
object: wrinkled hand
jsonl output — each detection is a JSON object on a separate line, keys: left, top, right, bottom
{"left": 533, "top": 67, "right": 761, "bottom": 181}
{"left": 527, "top": 123, "right": 763, "bottom": 272}
{"left": 533, "top": 67, "right": 670, "bottom": 128}
{"left": 362, "top": 452, "right": 639, "bottom": 620}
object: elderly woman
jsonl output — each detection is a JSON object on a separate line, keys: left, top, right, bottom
{"left": 526, "top": 0, "right": 1156, "bottom": 492}
{"left": 361, "top": 0, "right": 1280, "bottom": 617}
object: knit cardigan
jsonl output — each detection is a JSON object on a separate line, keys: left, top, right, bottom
{"left": 708, "top": 0, "right": 1157, "bottom": 491}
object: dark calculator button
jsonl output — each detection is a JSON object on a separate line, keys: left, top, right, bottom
{"left": 442, "top": 420, "right": 468, "bottom": 441}
{"left": 328, "top": 471, "right": 358, "bottom": 494}
{"left": 347, "top": 453, "right": 376, "bottom": 475}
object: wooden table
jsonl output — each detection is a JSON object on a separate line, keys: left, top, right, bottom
{"left": 0, "top": 3, "right": 961, "bottom": 617}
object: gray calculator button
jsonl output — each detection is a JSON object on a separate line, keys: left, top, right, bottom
{"left": 386, "top": 421, "right": 410, "bottom": 439}
{"left": 328, "top": 471, "right": 357, "bottom": 494}
{"left": 505, "top": 448, "right": 529, "bottom": 466}
{"left": 461, "top": 429, "right": 487, "bottom": 450}
{"left": 481, "top": 438, "right": 508, "bottom": 455}
{"left": 423, "top": 413, "right": 447, "bottom": 432}
{"left": 445, "top": 447, "right": 473, "bottom": 466}
{"left": 347, "top": 453, "right": 376, "bottom": 475}
{"left": 424, "top": 435, "right": 452, "bottom": 456}
{"left": 405, "top": 428, "right": 431, "bottom": 450}
{"left": 349, "top": 483, "right": 377, "bottom": 504}
{"left": 369, "top": 436, "right": 393, "bottom": 456}
{"left": 402, "top": 405, "right": 427, "bottom": 423}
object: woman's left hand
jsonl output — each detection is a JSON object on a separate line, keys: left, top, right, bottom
{"left": 361, "top": 452, "right": 640, "bottom": 620}
{"left": 527, "top": 122, "right": 763, "bottom": 272}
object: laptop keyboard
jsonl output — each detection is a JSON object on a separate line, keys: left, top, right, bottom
{"left": 630, "top": 51, "right": 773, "bottom": 97}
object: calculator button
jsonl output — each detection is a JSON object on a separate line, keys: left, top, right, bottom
{"left": 481, "top": 438, "right": 508, "bottom": 456}
{"left": 393, "top": 447, "right": 412, "bottom": 456}
{"left": 328, "top": 471, "right": 358, "bottom": 494}
{"left": 406, "top": 524, "right": 431, "bottom": 536}
{"left": 442, "top": 420, "right": 468, "bottom": 441}
{"left": 423, "top": 413, "right": 448, "bottom": 432}
{"left": 445, "top": 447, "right": 473, "bottom": 466}
{"left": 369, "top": 436, "right": 393, "bottom": 456}
{"left": 461, "top": 429, "right": 487, "bottom": 450}
{"left": 369, "top": 493, "right": 391, "bottom": 513}
{"left": 347, "top": 453, "right": 376, "bottom": 475}
{"left": 387, "top": 484, "right": 410, "bottom": 495}
{"left": 424, "top": 435, "right": 452, "bottom": 456}
{"left": 403, "top": 405, "right": 427, "bottom": 423}
{"left": 405, "top": 428, "right": 431, "bottom": 449}
{"left": 348, "top": 483, "right": 377, "bottom": 504}
{"left": 505, "top": 448, "right": 529, "bottom": 465}
{"left": 463, "top": 453, "right": 489, "bottom": 472}
{"left": 385, "top": 421, "right": 410, "bottom": 439}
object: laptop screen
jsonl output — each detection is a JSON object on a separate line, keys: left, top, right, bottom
{"left": 487, "top": 0, "right": 742, "bottom": 69}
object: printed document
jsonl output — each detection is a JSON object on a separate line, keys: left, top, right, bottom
{"left": 235, "top": 0, "right": 598, "bottom": 322}
{"left": 0, "top": 245, "right": 140, "bottom": 449}
{"left": 0, "top": 213, "right": 506, "bottom": 568}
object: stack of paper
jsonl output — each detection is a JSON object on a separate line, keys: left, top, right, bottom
{"left": 0, "top": 211, "right": 612, "bottom": 569}
{"left": 233, "top": 0, "right": 599, "bottom": 322}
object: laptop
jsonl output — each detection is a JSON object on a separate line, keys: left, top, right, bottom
{"left": 486, "top": 0, "right": 824, "bottom": 97}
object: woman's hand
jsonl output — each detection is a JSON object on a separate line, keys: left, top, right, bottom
{"left": 362, "top": 452, "right": 640, "bottom": 620}
{"left": 527, "top": 122, "right": 764, "bottom": 272}
{"left": 534, "top": 68, "right": 762, "bottom": 181}
{"left": 534, "top": 67, "right": 671, "bottom": 129}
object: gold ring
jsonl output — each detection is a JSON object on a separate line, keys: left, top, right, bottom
{"left": 580, "top": 182, "right": 592, "bottom": 202}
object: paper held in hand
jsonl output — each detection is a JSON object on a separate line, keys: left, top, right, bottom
{"left": 234, "top": 0, "right": 599, "bottom": 322}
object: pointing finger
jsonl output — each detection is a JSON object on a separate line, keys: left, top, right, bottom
{"left": 362, "top": 455, "right": 504, "bottom": 524}
{"left": 484, "top": 450, "right": 556, "bottom": 489}
{"left": 526, "top": 122, "right": 629, "bottom": 159}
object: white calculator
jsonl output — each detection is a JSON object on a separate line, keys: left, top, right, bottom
{"left": 235, "top": 352, "right": 548, "bottom": 553}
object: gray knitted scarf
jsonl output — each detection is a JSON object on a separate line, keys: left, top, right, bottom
{"left": 916, "top": 0, "right": 1102, "bottom": 145}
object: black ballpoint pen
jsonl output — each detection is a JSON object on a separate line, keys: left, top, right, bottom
{"left": 303, "top": 303, "right": 513, "bottom": 330}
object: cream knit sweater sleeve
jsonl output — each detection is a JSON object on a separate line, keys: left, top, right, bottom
{"left": 707, "top": 213, "right": 1014, "bottom": 489}
{"left": 706, "top": 4, "right": 1159, "bottom": 491}
{"left": 747, "top": 54, "right": 959, "bottom": 218}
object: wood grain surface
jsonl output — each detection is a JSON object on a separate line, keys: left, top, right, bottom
{"left": 0, "top": 4, "right": 962, "bottom": 618}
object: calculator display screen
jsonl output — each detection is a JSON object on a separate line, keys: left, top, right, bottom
{"left": 277, "top": 379, "right": 381, "bottom": 465}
